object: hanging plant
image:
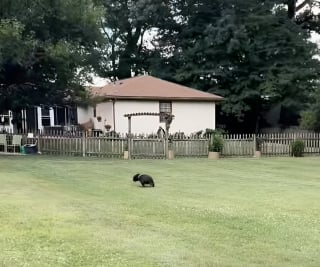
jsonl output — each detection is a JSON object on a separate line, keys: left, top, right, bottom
{"left": 104, "top": 124, "right": 111, "bottom": 131}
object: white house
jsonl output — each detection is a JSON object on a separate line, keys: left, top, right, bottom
{"left": 78, "top": 75, "right": 223, "bottom": 135}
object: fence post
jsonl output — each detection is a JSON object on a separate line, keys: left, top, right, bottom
{"left": 164, "top": 128, "right": 169, "bottom": 159}
{"left": 253, "top": 134, "right": 261, "bottom": 158}
{"left": 37, "top": 130, "right": 41, "bottom": 154}
{"left": 128, "top": 116, "right": 132, "bottom": 160}
{"left": 82, "top": 131, "right": 86, "bottom": 157}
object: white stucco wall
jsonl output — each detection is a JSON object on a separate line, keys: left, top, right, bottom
{"left": 114, "top": 100, "right": 162, "bottom": 133}
{"left": 77, "top": 106, "right": 94, "bottom": 124}
{"left": 170, "top": 102, "right": 215, "bottom": 134}
{"left": 111, "top": 100, "right": 216, "bottom": 134}
{"left": 95, "top": 101, "right": 114, "bottom": 131}
{"left": 77, "top": 100, "right": 216, "bottom": 134}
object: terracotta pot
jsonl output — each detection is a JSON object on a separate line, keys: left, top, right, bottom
{"left": 254, "top": 151, "right": 261, "bottom": 158}
{"left": 168, "top": 150, "right": 175, "bottom": 160}
{"left": 208, "top": 151, "right": 219, "bottom": 159}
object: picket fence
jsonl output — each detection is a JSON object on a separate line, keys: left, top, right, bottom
{"left": 3, "top": 131, "right": 320, "bottom": 159}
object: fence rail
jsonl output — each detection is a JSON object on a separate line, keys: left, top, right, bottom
{"left": 1, "top": 131, "right": 320, "bottom": 159}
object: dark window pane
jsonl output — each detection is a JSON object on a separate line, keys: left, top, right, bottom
{"left": 42, "top": 118, "right": 51, "bottom": 126}
{"left": 41, "top": 108, "right": 50, "bottom": 116}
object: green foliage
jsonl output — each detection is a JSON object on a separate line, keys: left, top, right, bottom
{"left": 291, "top": 140, "right": 305, "bottom": 157}
{"left": 205, "top": 128, "right": 225, "bottom": 136}
{"left": 295, "top": 1, "right": 320, "bottom": 33}
{"left": 299, "top": 111, "right": 318, "bottom": 131}
{"left": 255, "top": 137, "right": 264, "bottom": 151}
{"left": 150, "top": 0, "right": 320, "bottom": 131}
{"left": 299, "top": 83, "right": 320, "bottom": 132}
{"left": 209, "top": 134, "right": 223, "bottom": 152}
{"left": 99, "top": 0, "right": 170, "bottom": 79}
{"left": 0, "top": 0, "right": 104, "bottom": 111}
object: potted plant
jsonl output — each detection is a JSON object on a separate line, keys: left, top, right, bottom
{"left": 104, "top": 124, "right": 111, "bottom": 131}
{"left": 123, "top": 142, "right": 129, "bottom": 159}
{"left": 208, "top": 134, "right": 223, "bottom": 159}
{"left": 291, "top": 139, "right": 305, "bottom": 157}
{"left": 96, "top": 116, "right": 102, "bottom": 122}
{"left": 167, "top": 137, "right": 175, "bottom": 159}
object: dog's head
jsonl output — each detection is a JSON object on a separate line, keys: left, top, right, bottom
{"left": 133, "top": 173, "right": 140, "bottom": 182}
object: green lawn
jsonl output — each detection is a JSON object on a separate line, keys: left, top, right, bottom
{"left": 0, "top": 156, "right": 319, "bottom": 267}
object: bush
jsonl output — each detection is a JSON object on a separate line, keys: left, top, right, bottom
{"left": 205, "top": 128, "right": 226, "bottom": 138}
{"left": 299, "top": 111, "right": 318, "bottom": 131}
{"left": 291, "top": 140, "right": 305, "bottom": 157}
{"left": 255, "top": 137, "right": 264, "bottom": 151}
{"left": 209, "top": 135, "right": 223, "bottom": 152}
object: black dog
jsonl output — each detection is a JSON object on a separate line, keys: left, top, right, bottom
{"left": 133, "top": 173, "right": 155, "bottom": 187}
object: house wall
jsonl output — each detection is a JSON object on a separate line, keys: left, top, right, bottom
{"left": 77, "top": 106, "right": 94, "bottom": 124}
{"left": 171, "top": 102, "right": 215, "bottom": 134}
{"left": 95, "top": 101, "right": 114, "bottom": 131}
{"left": 76, "top": 100, "right": 216, "bottom": 134}
{"left": 116, "top": 100, "right": 216, "bottom": 134}
{"left": 114, "top": 100, "right": 162, "bottom": 133}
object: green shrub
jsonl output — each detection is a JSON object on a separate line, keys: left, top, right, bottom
{"left": 205, "top": 128, "right": 225, "bottom": 137}
{"left": 255, "top": 137, "right": 264, "bottom": 151}
{"left": 209, "top": 135, "right": 223, "bottom": 152}
{"left": 291, "top": 140, "right": 305, "bottom": 157}
{"left": 299, "top": 111, "right": 318, "bottom": 131}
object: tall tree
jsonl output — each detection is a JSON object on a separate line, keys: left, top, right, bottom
{"left": 150, "top": 0, "right": 320, "bottom": 132}
{"left": 99, "top": 0, "right": 171, "bottom": 80}
{"left": 0, "top": 0, "right": 104, "bottom": 112}
{"left": 286, "top": 0, "right": 318, "bottom": 19}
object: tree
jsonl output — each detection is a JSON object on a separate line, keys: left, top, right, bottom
{"left": 286, "top": 0, "right": 318, "bottom": 19}
{"left": 299, "top": 82, "right": 320, "bottom": 131}
{"left": 99, "top": 0, "right": 171, "bottom": 80}
{"left": 150, "top": 0, "right": 320, "bottom": 132}
{"left": 0, "top": 0, "right": 104, "bottom": 113}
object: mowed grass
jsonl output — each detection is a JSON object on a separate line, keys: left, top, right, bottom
{"left": 0, "top": 156, "right": 319, "bottom": 267}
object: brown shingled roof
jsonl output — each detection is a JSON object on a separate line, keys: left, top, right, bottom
{"left": 89, "top": 75, "right": 223, "bottom": 101}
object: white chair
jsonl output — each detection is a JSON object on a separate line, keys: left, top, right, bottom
{"left": 0, "top": 134, "right": 7, "bottom": 152}
{"left": 7, "top": 135, "right": 22, "bottom": 153}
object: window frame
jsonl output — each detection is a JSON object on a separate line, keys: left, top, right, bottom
{"left": 159, "top": 101, "right": 172, "bottom": 122}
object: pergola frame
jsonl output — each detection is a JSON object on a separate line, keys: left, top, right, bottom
{"left": 124, "top": 112, "right": 174, "bottom": 159}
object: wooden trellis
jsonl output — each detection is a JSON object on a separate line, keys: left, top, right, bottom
{"left": 124, "top": 112, "right": 174, "bottom": 159}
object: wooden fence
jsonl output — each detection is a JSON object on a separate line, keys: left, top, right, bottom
{"left": 222, "top": 133, "right": 320, "bottom": 157}
{"left": 2, "top": 131, "right": 320, "bottom": 159}
{"left": 131, "top": 137, "right": 165, "bottom": 159}
{"left": 39, "top": 134, "right": 126, "bottom": 158}
{"left": 222, "top": 134, "right": 255, "bottom": 157}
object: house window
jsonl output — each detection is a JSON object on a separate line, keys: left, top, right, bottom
{"left": 41, "top": 108, "right": 51, "bottom": 126}
{"left": 159, "top": 101, "right": 172, "bottom": 122}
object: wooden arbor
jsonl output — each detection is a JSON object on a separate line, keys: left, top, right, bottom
{"left": 124, "top": 112, "right": 174, "bottom": 159}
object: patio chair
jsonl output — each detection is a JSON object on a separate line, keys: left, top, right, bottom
{"left": 0, "top": 134, "right": 7, "bottom": 152}
{"left": 7, "top": 135, "right": 22, "bottom": 153}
